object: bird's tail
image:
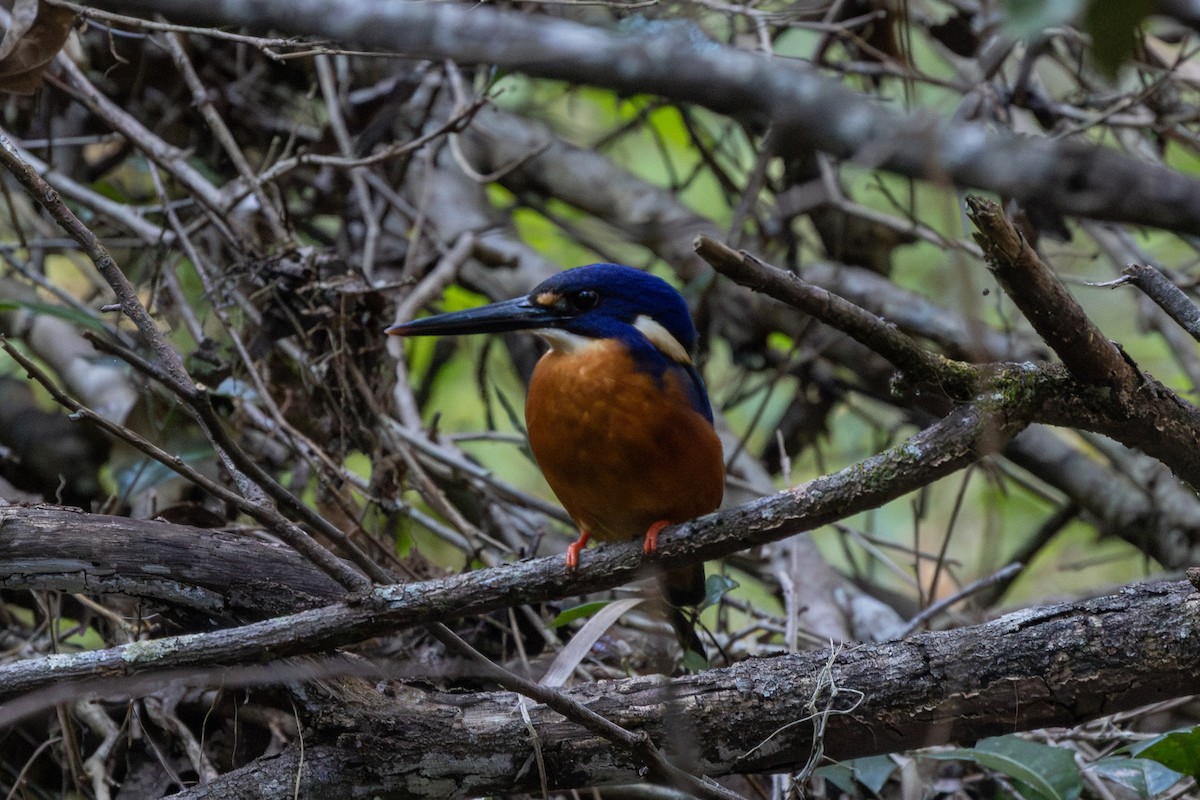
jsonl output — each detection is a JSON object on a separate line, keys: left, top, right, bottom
{"left": 661, "top": 564, "right": 707, "bottom": 663}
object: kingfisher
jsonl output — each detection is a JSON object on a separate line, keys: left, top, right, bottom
{"left": 387, "top": 264, "right": 725, "bottom": 657}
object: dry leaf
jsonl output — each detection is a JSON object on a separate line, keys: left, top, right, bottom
{"left": 0, "top": 0, "right": 77, "bottom": 95}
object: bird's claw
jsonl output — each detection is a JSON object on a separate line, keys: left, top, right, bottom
{"left": 566, "top": 530, "right": 591, "bottom": 571}
{"left": 643, "top": 520, "right": 670, "bottom": 556}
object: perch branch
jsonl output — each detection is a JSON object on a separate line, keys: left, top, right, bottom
{"left": 0, "top": 400, "right": 1033, "bottom": 702}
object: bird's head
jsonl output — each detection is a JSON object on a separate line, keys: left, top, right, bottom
{"left": 386, "top": 264, "right": 699, "bottom": 366}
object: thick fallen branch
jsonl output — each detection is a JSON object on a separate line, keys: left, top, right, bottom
{"left": 159, "top": 579, "right": 1200, "bottom": 798}
{"left": 0, "top": 505, "right": 344, "bottom": 618}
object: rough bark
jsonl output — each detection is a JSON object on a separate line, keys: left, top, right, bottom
{"left": 160, "top": 580, "right": 1200, "bottom": 798}
{"left": 0, "top": 504, "right": 345, "bottom": 618}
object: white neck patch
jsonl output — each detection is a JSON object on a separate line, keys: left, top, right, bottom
{"left": 536, "top": 328, "right": 595, "bottom": 354}
{"left": 534, "top": 317, "right": 693, "bottom": 364}
{"left": 634, "top": 315, "right": 692, "bottom": 364}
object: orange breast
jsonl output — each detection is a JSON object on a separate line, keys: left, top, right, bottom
{"left": 525, "top": 340, "right": 724, "bottom": 543}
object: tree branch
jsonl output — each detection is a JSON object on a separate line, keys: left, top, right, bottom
{"left": 696, "top": 235, "right": 978, "bottom": 396}
{"left": 158, "top": 579, "right": 1200, "bottom": 798}
{"left": 81, "top": 0, "right": 1200, "bottom": 236}
{"left": 0, "top": 401, "right": 1031, "bottom": 703}
{"left": 698, "top": 231, "right": 1200, "bottom": 492}
{"left": 0, "top": 505, "right": 343, "bottom": 619}
{"left": 1118, "top": 263, "right": 1200, "bottom": 343}
{"left": 967, "top": 196, "right": 1140, "bottom": 393}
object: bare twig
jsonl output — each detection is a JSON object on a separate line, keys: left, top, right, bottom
{"left": 896, "top": 562, "right": 1024, "bottom": 637}
{"left": 17, "top": 580, "right": 1193, "bottom": 798}
{"left": 0, "top": 128, "right": 191, "bottom": 387}
{"left": 162, "top": 31, "right": 289, "bottom": 240}
{"left": 0, "top": 337, "right": 370, "bottom": 593}
{"left": 967, "top": 196, "right": 1140, "bottom": 395}
{"left": 1118, "top": 263, "right": 1200, "bottom": 342}
{"left": 695, "top": 235, "right": 979, "bottom": 397}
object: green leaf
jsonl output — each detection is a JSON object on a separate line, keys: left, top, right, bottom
{"left": 681, "top": 647, "right": 709, "bottom": 672}
{"left": 541, "top": 598, "right": 643, "bottom": 687}
{"left": 702, "top": 572, "right": 738, "bottom": 608}
{"left": 550, "top": 600, "right": 612, "bottom": 628}
{"left": 812, "top": 763, "right": 857, "bottom": 795}
{"left": 850, "top": 755, "right": 897, "bottom": 793}
{"left": 1090, "top": 756, "right": 1184, "bottom": 798}
{"left": 5, "top": 606, "right": 104, "bottom": 651}
{"left": 814, "top": 756, "right": 896, "bottom": 795}
{"left": 114, "top": 447, "right": 215, "bottom": 496}
{"left": 1131, "top": 727, "right": 1200, "bottom": 778}
{"left": 927, "top": 735, "right": 1082, "bottom": 800}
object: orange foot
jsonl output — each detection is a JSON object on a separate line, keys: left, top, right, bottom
{"left": 643, "top": 520, "right": 670, "bottom": 556}
{"left": 565, "top": 530, "right": 591, "bottom": 570}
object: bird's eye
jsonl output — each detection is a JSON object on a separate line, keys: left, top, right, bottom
{"left": 569, "top": 290, "right": 599, "bottom": 311}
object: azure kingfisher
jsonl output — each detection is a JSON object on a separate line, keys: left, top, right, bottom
{"left": 387, "top": 264, "right": 725, "bottom": 656}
